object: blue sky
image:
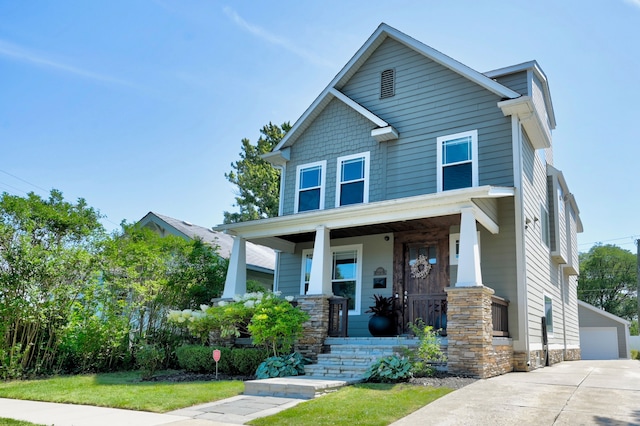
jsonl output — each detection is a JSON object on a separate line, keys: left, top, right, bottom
{"left": 1, "top": 1, "right": 639, "bottom": 252}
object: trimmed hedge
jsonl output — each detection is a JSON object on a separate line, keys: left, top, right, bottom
{"left": 175, "top": 345, "right": 269, "bottom": 376}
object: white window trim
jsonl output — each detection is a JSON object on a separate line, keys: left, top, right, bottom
{"left": 300, "top": 244, "right": 363, "bottom": 315}
{"left": 449, "top": 232, "right": 481, "bottom": 265}
{"left": 335, "top": 152, "right": 370, "bottom": 207}
{"left": 294, "top": 160, "right": 326, "bottom": 213}
{"left": 436, "top": 129, "right": 479, "bottom": 192}
{"left": 543, "top": 293, "right": 554, "bottom": 337}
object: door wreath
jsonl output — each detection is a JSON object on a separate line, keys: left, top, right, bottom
{"left": 410, "top": 254, "right": 432, "bottom": 279}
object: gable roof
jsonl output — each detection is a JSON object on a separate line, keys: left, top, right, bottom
{"left": 271, "top": 23, "right": 521, "bottom": 153}
{"left": 138, "top": 212, "right": 275, "bottom": 273}
{"left": 578, "top": 300, "right": 630, "bottom": 326}
{"left": 485, "top": 60, "right": 556, "bottom": 130}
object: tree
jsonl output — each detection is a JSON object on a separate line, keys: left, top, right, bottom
{"left": 0, "top": 190, "right": 105, "bottom": 377}
{"left": 224, "top": 122, "right": 291, "bottom": 223}
{"left": 578, "top": 244, "right": 638, "bottom": 321}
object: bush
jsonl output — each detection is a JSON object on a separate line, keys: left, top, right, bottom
{"left": 255, "top": 352, "right": 309, "bottom": 379}
{"left": 136, "top": 343, "right": 165, "bottom": 380}
{"left": 362, "top": 355, "right": 412, "bottom": 383}
{"left": 248, "top": 294, "right": 309, "bottom": 356}
{"left": 631, "top": 349, "right": 640, "bottom": 360}
{"left": 176, "top": 345, "right": 269, "bottom": 376}
{"left": 405, "top": 320, "right": 447, "bottom": 377}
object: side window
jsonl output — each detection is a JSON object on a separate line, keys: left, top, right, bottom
{"left": 295, "top": 161, "right": 326, "bottom": 213}
{"left": 437, "top": 130, "right": 478, "bottom": 192}
{"left": 541, "top": 204, "right": 550, "bottom": 247}
{"left": 336, "top": 152, "right": 369, "bottom": 207}
{"left": 544, "top": 295, "right": 554, "bottom": 335}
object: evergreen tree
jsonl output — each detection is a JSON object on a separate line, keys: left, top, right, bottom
{"left": 224, "top": 122, "right": 291, "bottom": 223}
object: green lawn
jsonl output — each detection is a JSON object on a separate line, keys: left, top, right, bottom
{"left": 249, "top": 383, "right": 453, "bottom": 426}
{"left": 0, "top": 419, "right": 45, "bottom": 426}
{"left": 0, "top": 371, "right": 244, "bottom": 413}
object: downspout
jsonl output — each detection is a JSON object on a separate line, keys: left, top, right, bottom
{"left": 512, "top": 115, "right": 530, "bottom": 368}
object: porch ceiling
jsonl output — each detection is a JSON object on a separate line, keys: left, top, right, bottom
{"left": 214, "top": 186, "right": 514, "bottom": 252}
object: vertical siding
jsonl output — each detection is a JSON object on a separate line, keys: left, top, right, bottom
{"left": 276, "top": 233, "right": 395, "bottom": 337}
{"left": 340, "top": 38, "right": 514, "bottom": 199}
{"left": 492, "top": 71, "right": 528, "bottom": 95}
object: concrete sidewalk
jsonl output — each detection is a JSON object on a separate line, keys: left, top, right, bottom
{"left": 0, "top": 394, "right": 306, "bottom": 426}
{"left": 391, "top": 359, "right": 640, "bottom": 426}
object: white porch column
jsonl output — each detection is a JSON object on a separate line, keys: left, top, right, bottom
{"left": 456, "top": 207, "right": 483, "bottom": 287}
{"left": 221, "top": 236, "right": 247, "bottom": 298}
{"left": 307, "top": 225, "right": 333, "bottom": 295}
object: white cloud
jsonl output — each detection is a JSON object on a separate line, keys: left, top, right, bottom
{"left": 0, "top": 39, "right": 133, "bottom": 87}
{"left": 223, "top": 7, "right": 334, "bottom": 68}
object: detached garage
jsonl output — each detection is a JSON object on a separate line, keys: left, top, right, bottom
{"left": 578, "top": 300, "right": 630, "bottom": 359}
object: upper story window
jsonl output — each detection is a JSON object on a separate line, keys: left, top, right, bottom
{"left": 295, "top": 160, "right": 326, "bottom": 213}
{"left": 380, "top": 68, "right": 395, "bottom": 99}
{"left": 336, "top": 152, "right": 370, "bottom": 207}
{"left": 436, "top": 130, "right": 478, "bottom": 192}
{"left": 541, "top": 204, "right": 550, "bottom": 248}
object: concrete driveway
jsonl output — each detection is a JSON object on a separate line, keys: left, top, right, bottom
{"left": 392, "top": 360, "right": 640, "bottom": 426}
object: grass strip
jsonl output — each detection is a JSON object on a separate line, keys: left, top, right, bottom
{"left": 249, "top": 383, "right": 452, "bottom": 426}
{"left": 0, "top": 371, "right": 243, "bottom": 413}
{"left": 0, "top": 419, "right": 45, "bottom": 426}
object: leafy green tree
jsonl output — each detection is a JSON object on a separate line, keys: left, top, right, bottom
{"left": 578, "top": 244, "right": 637, "bottom": 321}
{"left": 0, "top": 190, "right": 105, "bottom": 377}
{"left": 224, "top": 122, "right": 291, "bottom": 223}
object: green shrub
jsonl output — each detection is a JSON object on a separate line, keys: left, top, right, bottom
{"left": 231, "top": 348, "right": 270, "bottom": 375}
{"left": 405, "top": 320, "right": 447, "bottom": 377}
{"left": 249, "top": 294, "right": 310, "bottom": 356}
{"left": 631, "top": 349, "right": 640, "bottom": 360}
{"left": 363, "top": 355, "right": 412, "bottom": 383}
{"left": 176, "top": 345, "right": 269, "bottom": 376}
{"left": 136, "top": 343, "right": 165, "bottom": 380}
{"left": 255, "top": 352, "right": 309, "bottom": 379}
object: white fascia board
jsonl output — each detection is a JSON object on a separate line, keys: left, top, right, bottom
{"left": 498, "top": 96, "right": 552, "bottom": 149}
{"left": 261, "top": 147, "right": 290, "bottom": 167}
{"left": 214, "top": 186, "right": 514, "bottom": 240}
{"left": 578, "top": 300, "right": 631, "bottom": 326}
{"left": 371, "top": 126, "right": 399, "bottom": 142}
{"left": 328, "top": 88, "right": 388, "bottom": 127}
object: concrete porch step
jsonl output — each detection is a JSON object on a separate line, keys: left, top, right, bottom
{"left": 244, "top": 376, "right": 359, "bottom": 399}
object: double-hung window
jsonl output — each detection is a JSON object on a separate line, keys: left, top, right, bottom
{"left": 544, "top": 295, "right": 554, "bottom": 335}
{"left": 295, "top": 161, "right": 326, "bottom": 213}
{"left": 437, "top": 130, "right": 478, "bottom": 192}
{"left": 301, "top": 244, "right": 362, "bottom": 314}
{"left": 336, "top": 152, "right": 369, "bottom": 207}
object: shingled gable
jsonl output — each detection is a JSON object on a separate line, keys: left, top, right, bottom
{"left": 264, "top": 22, "right": 521, "bottom": 165}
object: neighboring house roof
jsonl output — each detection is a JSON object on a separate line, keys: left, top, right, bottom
{"left": 138, "top": 212, "right": 275, "bottom": 274}
{"left": 578, "top": 300, "right": 631, "bottom": 326}
{"left": 269, "top": 23, "right": 521, "bottom": 157}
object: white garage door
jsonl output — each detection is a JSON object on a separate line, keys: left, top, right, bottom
{"left": 580, "top": 327, "right": 619, "bottom": 359}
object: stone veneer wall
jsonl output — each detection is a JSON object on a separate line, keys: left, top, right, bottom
{"left": 565, "top": 348, "right": 581, "bottom": 361}
{"left": 491, "top": 341, "right": 514, "bottom": 376}
{"left": 445, "top": 285, "right": 507, "bottom": 379}
{"left": 514, "top": 348, "right": 582, "bottom": 371}
{"left": 294, "top": 295, "right": 330, "bottom": 362}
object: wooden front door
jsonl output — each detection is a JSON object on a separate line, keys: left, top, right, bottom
{"left": 393, "top": 229, "right": 450, "bottom": 334}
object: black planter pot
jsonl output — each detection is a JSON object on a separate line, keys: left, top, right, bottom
{"left": 368, "top": 314, "right": 396, "bottom": 337}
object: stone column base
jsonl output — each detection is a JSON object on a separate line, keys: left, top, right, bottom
{"left": 294, "top": 295, "right": 330, "bottom": 362}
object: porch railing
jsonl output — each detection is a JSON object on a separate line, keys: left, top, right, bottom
{"left": 328, "top": 296, "right": 349, "bottom": 337}
{"left": 491, "top": 295, "right": 509, "bottom": 337}
{"left": 406, "top": 293, "right": 447, "bottom": 334}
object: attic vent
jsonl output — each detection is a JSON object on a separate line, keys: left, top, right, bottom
{"left": 182, "top": 221, "right": 192, "bottom": 226}
{"left": 380, "top": 68, "right": 395, "bottom": 99}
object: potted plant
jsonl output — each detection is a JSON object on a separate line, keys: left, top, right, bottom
{"left": 366, "top": 294, "right": 397, "bottom": 337}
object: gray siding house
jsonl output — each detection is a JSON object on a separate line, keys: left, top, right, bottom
{"left": 138, "top": 212, "right": 275, "bottom": 289}
{"left": 215, "top": 24, "right": 582, "bottom": 376}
